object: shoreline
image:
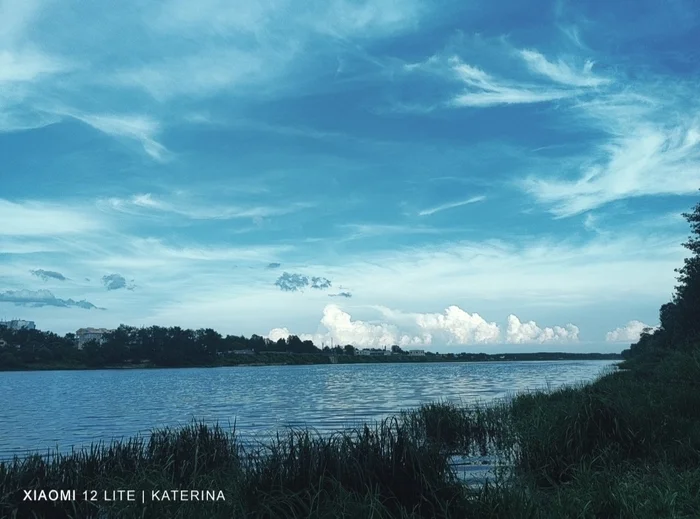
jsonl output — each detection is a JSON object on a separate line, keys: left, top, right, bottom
{"left": 0, "top": 352, "right": 622, "bottom": 373}
{"left": 2, "top": 353, "right": 696, "bottom": 518}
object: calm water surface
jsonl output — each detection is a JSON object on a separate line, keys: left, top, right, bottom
{"left": 0, "top": 360, "right": 617, "bottom": 459}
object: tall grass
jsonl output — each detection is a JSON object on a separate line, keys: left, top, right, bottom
{"left": 3, "top": 353, "right": 700, "bottom": 518}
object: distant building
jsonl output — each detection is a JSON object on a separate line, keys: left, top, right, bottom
{"left": 75, "top": 327, "right": 112, "bottom": 349}
{"left": 408, "top": 350, "right": 425, "bottom": 356}
{"left": 359, "top": 348, "right": 392, "bottom": 356}
{"left": 0, "top": 319, "right": 36, "bottom": 331}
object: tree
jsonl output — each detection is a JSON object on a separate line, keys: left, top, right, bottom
{"left": 344, "top": 344, "right": 355, "bottom": 356}
{"left": 626, "top": 191, "right": 700, "bottom": 357}
{"left": 391, "top": 345, "right": 404, "bottom": 354}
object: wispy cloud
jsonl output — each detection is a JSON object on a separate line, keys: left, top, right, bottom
{"left": 0, "top": 289, "right": 102, "bottom": 310}
{"left": 418, "top": 195, "right": 486, "bottom": 216}
{"left": 522, "top": 94, "right": 700, "bottom": 217}
{"left": 450, "top": 58, "right": 574, "bottom": 107}
{"left": 98, "top": 193, "right": 313, "bottom": 221}
{"left": 518, "top": 49, "right": 610, "bottom": 87}
{"left": 68, "top": 113, "right": 169, "bottom": 161}
{"left": 0, "top": 199, "right": 102, "bottom": 236}
{"left": 329, "top": 291, "right": 352, "bottom": 298}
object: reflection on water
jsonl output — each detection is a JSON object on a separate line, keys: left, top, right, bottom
{"left": 0, "top": 360, "right": 617, "bottom": 459}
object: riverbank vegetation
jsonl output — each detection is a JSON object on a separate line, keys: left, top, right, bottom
{"left": 0, "top": 325, "right": 620, "bottom": 371}
{"left": 3, "top": 195, "right": 700, "bottom": 517}
{"left": 1, "top": 352, "right": 698, "bottom": 518}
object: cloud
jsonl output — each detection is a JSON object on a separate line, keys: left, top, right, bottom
{"left": 329, "top": 291, "right": 352, "bottom": 298}
{"left": 99, "top": 193, "right": 312, "bottom": 221}
{"left": 449, "top": 58, "right": 575, "bottom": 107}
{"left": 266, "top": 263, "right": 282, "bottom": 269}
{"left": 311, "top": 276, "right": 332, "bottom": 289}
{"left": 0, "top": 199, "right": 102, "bottom": 236}
{"left": 102, "top": 273, "right": 135, "bottom": 291}
{"left": 0, "top": 289, "right": 102, "bottom": 309}
{"left": 521, "top": 111, "right": 700, "bottom": 217}
{"left": 0, "top": 49, "right": 70, "bottom": 84}
{"left": 413, "top": 306, "right": 501, "bottom": 344}
{"left": 404, "top": 46, "right": 611, "bottom": 109}
{"left": 275, "top": 272, "right": 309, "bottom": 292}
{"left": 268, "top": 327, "right": 293, "bottom": 343}
{"left": 418, "top": 195, "right": 486, "bottom": 216}
{"left": 68, "top": 113, "right": 169, "bottom": 161}
{"left": 606, "top": 320, "right": 659, "bottom": 343}
{"left": 270, "top": 304, "right": 582, "bottom": 348}
{"left": 316, "top": 304, "right": 426, "bottom": 347}
{"left": 518, "top": 50, "right": 610, "bottom": 87}
{"left": 30, "top": 269, "right": 66, "bottom": 281}
{"left": 505, "top": 314, "right": 580, "bottom": 344}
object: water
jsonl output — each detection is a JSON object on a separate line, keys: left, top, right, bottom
{"left": 0, "top": 360, "right": 617, "bottom": 460}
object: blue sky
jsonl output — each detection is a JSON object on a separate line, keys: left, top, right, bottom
{"left": 1, "top": 0, "right": 698, "bottom": 352}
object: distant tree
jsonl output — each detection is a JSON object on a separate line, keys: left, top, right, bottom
{"left": 391, "top": 345, "right": 403, "bottom": 354}
{"left": 344, "top": 344, "right": 355, "bottom": 356}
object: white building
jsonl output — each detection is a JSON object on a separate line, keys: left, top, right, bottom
{"left": 0, "top": 319, "right": 36, "bottom": 330}
{"left": 408, "top": 349, "right": 426, "bottom": 356}
{"left": 75, "top": 328, "right": 112, "bottom": 349}
{"left": 359, "top": 348, "right": 392, "bottom": 356}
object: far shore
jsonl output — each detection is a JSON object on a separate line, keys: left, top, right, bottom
{"left": 0, "top": 351, "right": 622, "bottom": 373}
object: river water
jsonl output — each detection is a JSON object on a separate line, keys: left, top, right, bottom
{"left": 0, "top": 360, "right": 617, "bottom": 460}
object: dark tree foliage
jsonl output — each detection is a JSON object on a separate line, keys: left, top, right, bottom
{"left": 0, "top": 324, "right": 322, "bottom": 370}
{"left": 624, "top": 192, "right": 700, "bottom": 358}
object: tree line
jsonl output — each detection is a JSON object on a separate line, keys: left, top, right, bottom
{"left": 624, "top": 190, "right": 700, "bottom": 359}
{"left": 0, "top": 325, "right": 358, "bottom": 369}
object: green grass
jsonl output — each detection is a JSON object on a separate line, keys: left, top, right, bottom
{"left": 2, "top": 352, "right": 699, "bottom": 518}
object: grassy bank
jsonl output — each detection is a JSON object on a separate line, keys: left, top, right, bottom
{"left": 2, "top": 352, "right": 698, "bottom": 518}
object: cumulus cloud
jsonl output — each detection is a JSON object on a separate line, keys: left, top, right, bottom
{"left": 102, "top": 273, "right": 135, "bottom": 291}
{"left": 606, "top": 320, "right": 659, "bottom": 343}
{"left": 30, "top": 269, "right": 67, "bottom": 281}
{"left": 329, "top": 291, "right": 352, "bottom": 298}
{"left": 268, "top": 304, "right": 580, "bottom": 348}
{"left": 268, "top": 327, "right": 293, "bottom": 342}
{"left": 311, "top": 276, "right": 332, "bottom": 289}
{"left": 414, "top": 306, "right": 501, "bottom": 344}
{"left": 505, "top": 315, "right": 580, "bottom": 344}
{"left": 0, "top": 289, "right": 102, "bottom": 309}
{"left": 266, "top": 262, "right": 281, "bottom": 269}
{"left": 274, "top": 272, "right": 309, "bottom": 292}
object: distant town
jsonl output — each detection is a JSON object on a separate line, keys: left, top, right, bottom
{"left": 0, "top": 319, "right": 622, "bottom": 371}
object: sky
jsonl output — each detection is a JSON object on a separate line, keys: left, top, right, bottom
{"left": 1, "top": 0, "right": 699, "bottom": 353}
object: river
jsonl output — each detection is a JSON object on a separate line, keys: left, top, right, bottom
{"left": 0, "top": 360, "right": 617, "bottom": 460}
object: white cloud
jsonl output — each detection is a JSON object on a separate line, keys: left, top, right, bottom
{"left": 606, "top": 320, "right": 659, "bottom": 343}
{"left": 518, "top": 49, "right": 610, "bottom": 87}
{"left": 0, "top": 199, "right": 102, "bottom": 236}
{"left": 506, "top": 314, "right": 579, "bottom": 344}
{"left": 268, "top": 304, "right": 581, "bottom": 348}
{"left": 110, "top": 49, "right": 287, "bottom": 101}
{"left": 418, "top": 195, "right": 486, "bottom": 216}
{"left": 67, "top": 113, "right": 168, "bottom": 161}
{"left": 0, "top": 49, "right": 69, "bottom": 83}
{"left": 449, "top": 58, "right": 574, "bottom": 107}
{"left": 414, "top": 305, "right": 501, "bottom": 344}
{"left": 98, "top": 193, "right": 313, "bottom": 220}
